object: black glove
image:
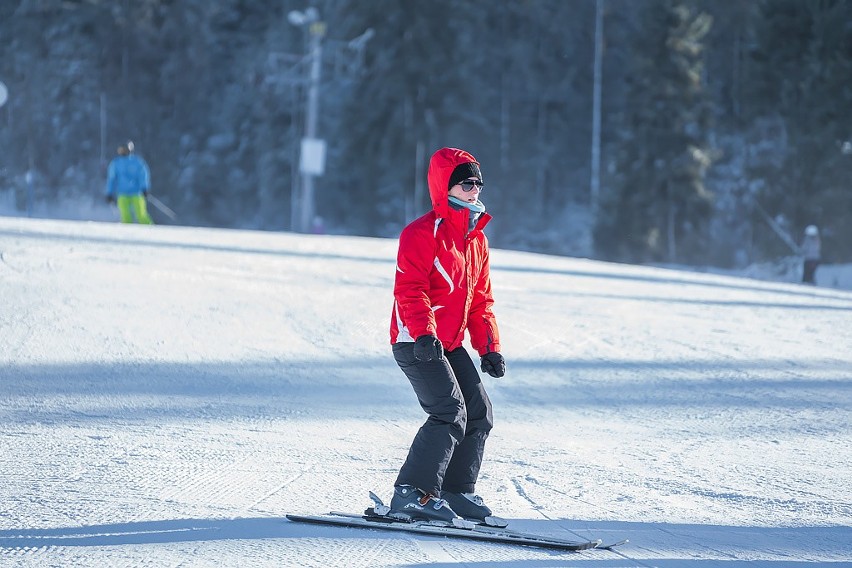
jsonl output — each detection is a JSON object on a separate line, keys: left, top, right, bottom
{"left": 480, "top": 352, "right": 505, "bottom": 378}
{"left": 105, "top": 194, "right": 115, "bottom": 204}
{"left": 142, "top": 190, "right": 148, "bottom": 198}
{"left": 413, "top": 335, "right": 443, "bottom": 362}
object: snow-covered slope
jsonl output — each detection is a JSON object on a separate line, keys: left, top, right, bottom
{"left": 1, "top": 216, "right": 850, "bottom": 567}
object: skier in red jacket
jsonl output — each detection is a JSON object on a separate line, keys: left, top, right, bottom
{"left": 388, "top": 147, "right": 506, "bottom": 524}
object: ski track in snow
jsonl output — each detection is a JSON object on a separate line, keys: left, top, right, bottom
{"left": 1, "top": 216, "right": 851, "bottom": 567}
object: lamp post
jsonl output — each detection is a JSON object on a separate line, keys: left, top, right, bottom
{"left": 289, "top": 7, "right": 326, "bottom": 233}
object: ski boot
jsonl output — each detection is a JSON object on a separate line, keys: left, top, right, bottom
{"left": 388, "top": 485, "right": 466, "bottom": 526}
{"left": 441, "top": 491, "right": 508, "bottom": 527}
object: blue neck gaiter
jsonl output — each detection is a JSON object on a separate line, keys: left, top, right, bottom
{"left": 448, "top": 196, "right": 486, "bottom": 230}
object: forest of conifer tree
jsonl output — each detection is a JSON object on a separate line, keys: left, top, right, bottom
{"left": 1, "top": 0, "right": 850, "bottom": 266}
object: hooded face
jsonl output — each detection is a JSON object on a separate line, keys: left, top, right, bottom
{"left": 427, "top": 147, "right": 481, "bottom": 218}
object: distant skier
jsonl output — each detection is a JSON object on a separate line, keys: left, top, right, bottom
{"left": 388, "top": 147, "right": 506, "bottom": 524}
{"left": 801, "top": 225, "right": 821, "bottom": 284}
{"left": 105, "top": 141, "right": 153, "bottom": 224}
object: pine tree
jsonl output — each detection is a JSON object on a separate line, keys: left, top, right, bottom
{"left": 596, "top": 0, "right": 714, "bottom": 263}
{"left": 746, "top": 0, "right": 852, "bottom": 261}
{"left": 332, "top": 0, "right": 594, "bottom": 239}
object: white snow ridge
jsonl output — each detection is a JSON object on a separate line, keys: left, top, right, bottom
{"left": 1, "top": 216, "right": 851, "bottom": 567}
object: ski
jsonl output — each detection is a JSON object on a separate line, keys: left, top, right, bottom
{"left": 360, "top": 507, "right": 626, "bottom": 549}
{"left": 286, "top": 491, "right": 629, "bottom": 552}
{"left": 596, "top": 538, "right": 630, "bottom": 549}
{"left": 286, "top": 511, "right": 601, "bottom": 551}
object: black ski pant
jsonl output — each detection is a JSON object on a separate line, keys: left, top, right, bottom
{"left": 803, "top": 259, "right": 819, "bottom": 284}
{"left": 393, "top": 343, "right": 493, "bottom": 497}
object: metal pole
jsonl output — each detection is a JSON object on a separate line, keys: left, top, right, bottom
{"left": 590, "top": 0, "right": 604, "bottom": 215}
{"left": 100, "top": 92, "right": 107, "bottom": 167}
{"left": 25, "top": 170, "right": 33, "bottom": 217}
{"left": 300, "top": 21, "right": 324, "bottom": 233}
{"left": 291, "top": 81, "right": 300, "bottom": 232}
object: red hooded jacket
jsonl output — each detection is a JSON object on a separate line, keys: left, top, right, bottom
{"left": 389, "top": 148, "right": 501, "bottom": 356}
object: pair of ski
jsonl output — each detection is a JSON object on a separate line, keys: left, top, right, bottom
{"left": 286, "top": 492, "right": 627, "bottom": 552}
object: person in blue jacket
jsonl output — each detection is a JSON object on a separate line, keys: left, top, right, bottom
{"left": 105, "top": 141, "right": 153, "bottom": 224}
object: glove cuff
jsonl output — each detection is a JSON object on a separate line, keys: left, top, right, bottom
{"left": 478, "top": 345, "right": 502, "bottom": 357}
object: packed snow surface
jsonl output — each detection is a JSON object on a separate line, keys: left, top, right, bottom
{"left": 1, "top": 216, "right": 850, "bottom": 567}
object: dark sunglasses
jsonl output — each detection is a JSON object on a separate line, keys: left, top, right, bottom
{"left": 458, "top": 179, "right": 484, "bottom": 192}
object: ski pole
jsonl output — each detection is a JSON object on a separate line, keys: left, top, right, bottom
{"left": 146, "top": 193, "right": 177, "bottom": 221}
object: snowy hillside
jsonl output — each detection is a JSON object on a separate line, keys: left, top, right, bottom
{"left": 1, "top": 216, "right": 850, "bottom": 567}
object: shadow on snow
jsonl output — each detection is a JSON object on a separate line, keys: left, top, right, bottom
{"left": 1, "top": 517, "right": 850, "bottom": 567}
{"left": 1, "top": 357, "right": 850, "bottom": 425}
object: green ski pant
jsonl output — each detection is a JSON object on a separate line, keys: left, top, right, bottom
{"left": 117, "top": 194, "right": 153, "bottom": 224}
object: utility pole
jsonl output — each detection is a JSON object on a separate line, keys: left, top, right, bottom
{"left": 289, "top": 8, "right": 327, "bottom": 233}
{"left": 302, "top": 17, "right": 326, "bottom": 233}
{"left": 590, "top": 0, "right": 604, "bottom": 216}
{"left": 273, "top": 8, "right": 371, "bottom": 233}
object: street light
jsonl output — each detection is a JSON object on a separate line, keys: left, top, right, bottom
{"left": 289, "top": 7, "right": 326, "bottom": 233}
{"left": 287, "top": 7, "right": 317, "bottom": 26}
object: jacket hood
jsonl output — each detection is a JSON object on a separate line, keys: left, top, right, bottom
{"left": 427, "top": 147, "right": 480, "bottom": 219}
